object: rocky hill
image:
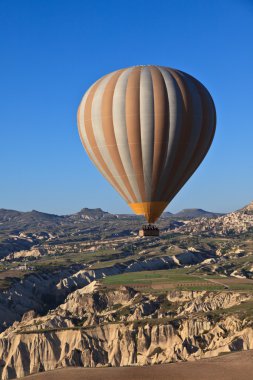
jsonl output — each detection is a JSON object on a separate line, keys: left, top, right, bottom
{"left": 0, "top": 208, "right": 119, "bottom": 257}
{"left": 173, "top": 208, "right": 223, "bottom": 219}
{"left": 1, "top": 282, "right": 253, "bottom": 379}
{"left": 175, "top": 201, "right": 253, "bottom": 236}
{"left": 0, "top": 246, "right": 219, "bottom": 331}
{"left": 240, "top": 201, "right": 253, "bottom": 213}
{"left": 68, "top": 208, "right": 116, "bottom": 221}
{"left": 0, "top": 209, "right": 62, "bottom": 229}
{"left": 1, "top": 202, "right": 253, "bottom": 379}
{"left": 0, "top": 206, "right": 219, "bottom": 258}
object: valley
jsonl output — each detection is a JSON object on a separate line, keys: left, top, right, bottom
{"left": 0, "top": 202, "right": 253, "bottom": 379}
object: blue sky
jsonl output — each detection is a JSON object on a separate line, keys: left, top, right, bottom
{"left": 1, "top": 0, "right": 253, "bottom": 215}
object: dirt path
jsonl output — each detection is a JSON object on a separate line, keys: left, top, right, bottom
{"left": 21, "top": 350, "right": 253, "bottom": 380}
{"left": 202, "top": 276, "right": 230, "bottom": 289}
{"left": 190, "top": 274, "right": 230, "bottom": 289}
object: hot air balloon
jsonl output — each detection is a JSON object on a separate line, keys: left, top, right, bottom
{"left": 77, "top": 65, "right": 216, "bottom": 236}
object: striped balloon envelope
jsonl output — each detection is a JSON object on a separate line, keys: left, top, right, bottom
{"left": 77, "top": 65, "right": 216, "bottom": 223}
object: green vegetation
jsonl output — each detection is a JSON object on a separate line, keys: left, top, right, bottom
{"left": 0, "top": 269, "right": 29, "bottom": 290}
{"left": 179, "top": 284, "right": 224, "bottom": 291}
{"left": 102, "top": 268, "right": 218, "bottom": 290}
{"left": 102, "top": 268, "right": 253, "bottom": 293}
{"left": 1, "top": 206, "right": 253, "bottom": 296}
{"left": 103, "top": 269, "right": 204, "bottom": 286}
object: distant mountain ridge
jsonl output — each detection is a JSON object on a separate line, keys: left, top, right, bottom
{"left": 0, "top": 209, "right": 62, "bottom": 228}
{"left": 0, "top": 201, "right": 252, "bottom": 258}
{"left": 70, "top": 208, "right": 116, "bottom": 220}
{"left": 172, "top": 208, "right": 224, "bottom": 219}
{"left": 0, "top": 207, "right": 117, "bottom": 258}
{"left": 0, "top": 207, "right": 225, "bottom": 231}
{"left": 0, "top": 207, "right": 113, "bottom": 225}
{"left": 0, "top": 206, "right": 224, "bottom": 223}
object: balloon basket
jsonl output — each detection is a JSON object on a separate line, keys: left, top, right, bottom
{"left": 139, "top": 224, "right": 159, "bottom": 237}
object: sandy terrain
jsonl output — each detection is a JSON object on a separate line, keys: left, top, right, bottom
{"left": 22, "top": 350, "right": 253, "bottom": 380}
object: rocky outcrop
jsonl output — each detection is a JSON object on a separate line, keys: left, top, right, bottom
{"left": 167, "top": 291, "right": 251, "bottom": 315}
{"left": 1, "top": 316, "right": 253, "bottom": 380}
{"left": 0, "top": 248, "right": 218, "bottom": 331}
{"left": 1, "top": 284, "right": 253, "bottom": 380}
{"left": 2, "top": 248, "right": 47, "bottom": 261}
{"left": 176, "top": 207, "right": 253, "bottom": 236}
{"left": 0, "top": 265, "right": 86, "bottom": 330}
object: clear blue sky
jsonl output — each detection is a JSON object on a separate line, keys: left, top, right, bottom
{"left": 1, "top": 0, "right": 253, "bottom": 215}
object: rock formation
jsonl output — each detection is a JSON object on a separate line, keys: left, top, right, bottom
{"left": 0, "top": 282, "right": 253, "bottom": 379}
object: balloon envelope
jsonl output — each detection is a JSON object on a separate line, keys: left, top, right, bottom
{"left": 77, "top": 65, "right": 216, "bottom": 223}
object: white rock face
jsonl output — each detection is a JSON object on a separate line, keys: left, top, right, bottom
{"left": 2, "top": 248, "right": 47, "bottom": 261}
{"left": 0, "top": 284, "right": 252, "bottom": 380}
{"left": 0, "top": 247, "right": 216, "bottom": 331}
{"left": 1, "top": 316, "right": 253, "bottom": 380}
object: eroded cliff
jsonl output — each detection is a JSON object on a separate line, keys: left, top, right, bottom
{"left": 1, "top": 283, "right": 253, "bottom": 379}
